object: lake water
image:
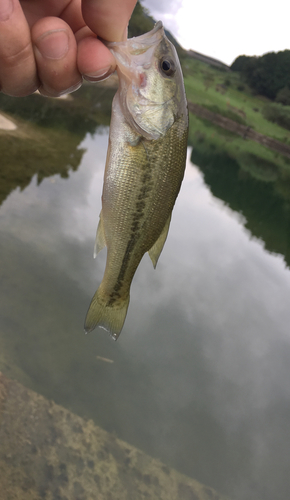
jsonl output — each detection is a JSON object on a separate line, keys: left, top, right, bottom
{"left": 1, "top": 92, "right": 290, "bottom": 500}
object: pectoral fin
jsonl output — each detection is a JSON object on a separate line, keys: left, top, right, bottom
{"left": 148, "top": 214, "right": 171, "bottom": 269}
{"left": 94, "top": 211, "right": 106, "bottom": 258}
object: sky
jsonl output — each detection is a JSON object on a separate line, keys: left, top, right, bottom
{"left": 142, "top": 0, "right": 290, "bottom": 66}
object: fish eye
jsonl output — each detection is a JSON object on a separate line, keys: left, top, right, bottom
{"left": 160, "top": 58, "right": 176, "bottom": 77}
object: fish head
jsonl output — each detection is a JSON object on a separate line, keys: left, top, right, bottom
{"left": 107, "top": 21, "right": 187, "bottom": 140}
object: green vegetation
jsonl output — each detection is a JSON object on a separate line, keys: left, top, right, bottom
{"left": 183, "top": 55, "right": 290, "bottom": 143}
{"left": 0, "top": 84, "right": 116, "bottom": 206}
{"left": 0, "top": 84, "right": 115, "bottom": 134}
{"left": 192, "top": 144, "right": 290, "bottom": 266}
{"left": 262, "top": 103, "right": 290, "bottom": 131}
{"left": 201, "top": 103, "right": 247, "bottom": 125}
{"left": 183, "top": 53, "right": 290, "bottom": 266}
{"left": 276, "top": 86, "right": 290, "bottom": 105}
{"left": 0, "top": 121, "right": 85, "bottom": 206}
{"left": 231, "top": 50, "right": 290, "bottom": 100}
{"left": 128, "top": 1, "right": 155, "bottom": 38}
{"left": 187, "top": 111, "right": 290, "bottom": 174}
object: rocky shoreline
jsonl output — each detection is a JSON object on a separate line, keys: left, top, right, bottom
{"left": 0, "top": 372, "right": 228, "bottom": 500}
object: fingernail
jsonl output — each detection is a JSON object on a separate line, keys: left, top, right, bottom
{"left": 38, "top": 79, "right": 83, "bottom": 98}
{"left": 35, "top": 30, "right": 69, "bottom": 60}
{"left": 58, "top": 80, "right": 83, "bottom": 96}
{"left": 0, "top": 0, "right": 13, "bottom": 21}
{"left": 83, "top": 66, "right": 112, "bottom": 82}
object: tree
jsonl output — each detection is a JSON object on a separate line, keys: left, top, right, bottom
{"left": 276, "top": 86, "right": 290, "bottom": 105}
{"left": 128, "top": 1, "right": 155, "bottom": 38}
{"left": 231, "top": 50, "right": 290, "bottom": 100}
{"left": 231, "top": 55, "right": 254, "bottom": 73}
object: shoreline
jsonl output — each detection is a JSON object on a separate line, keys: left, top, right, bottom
{"left": 188, "top": 101, "right": 290, "bottom": 159}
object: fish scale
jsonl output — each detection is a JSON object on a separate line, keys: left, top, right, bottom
{"left": 84, "top": 22, "right": 188, "bottom": 339}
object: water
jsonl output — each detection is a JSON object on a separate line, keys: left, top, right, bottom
{"left": 1, "top": 90, "right": 290, "bottom": 500}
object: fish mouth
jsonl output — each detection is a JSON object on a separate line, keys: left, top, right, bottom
{"left": 104, "top": 21, "right": 165, "bottom": 87}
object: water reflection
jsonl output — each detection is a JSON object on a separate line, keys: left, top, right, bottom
{"left": 0, "top": 84, "right": 115, "bottom": 206}
{"left": 191, "top": 147, "right": 290, "bottom": 267}
{"left": 1, "top": 103, "right": 290, "bottom": 499}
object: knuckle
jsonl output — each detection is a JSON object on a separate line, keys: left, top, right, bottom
{"left": 0, "top": 44, "right": 38, "bottom": 96}
{"left": 0, "top": 40, "right": 33, "bottom": 69}
{"left": 1, "top": 83, "right": 39, "bottom": 97}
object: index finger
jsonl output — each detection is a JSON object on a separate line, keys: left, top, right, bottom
{"left": 82, "top": 0, "right": 137, "bottom": 42}
{"left": 0, "top": 0, "right": 38, "bottom": 96}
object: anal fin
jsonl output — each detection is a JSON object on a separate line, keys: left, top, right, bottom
{"left": 148, "top": 214, "right": 171, "bottom": 269}
{"left": 94, "top": 210, "right": 106, "bottom": 258}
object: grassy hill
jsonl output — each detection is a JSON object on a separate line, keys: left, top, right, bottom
{"left": 183, "top": 56, "right": 290, "bottom": 145}
{"left": 182, "top": 55, "right": 290, "bottom": 179}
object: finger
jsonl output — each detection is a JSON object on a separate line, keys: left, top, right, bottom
{"left": 77, "top": 30, "right": 116, "bottom": 81}
{"left": 32, "top": 17, "right": 82, "bottom": 97}
{"left": 21, "top": 0, "right": 84, "bottom": 33}
{"left": 0, "top": 0, "right": 38, "bottom": 96}
{"left": 82, "top": 0, "right": 137, "bottom": 42}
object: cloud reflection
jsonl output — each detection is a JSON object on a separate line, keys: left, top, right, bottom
{"left": 1, "top": 134, "right": 290, "bottom": 499}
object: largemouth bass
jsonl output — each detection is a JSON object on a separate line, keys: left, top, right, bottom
{"left": 85, "top": 21, "right": 188, "bottom": 339}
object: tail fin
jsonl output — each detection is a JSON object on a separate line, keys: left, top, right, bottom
{"left": 84, "top": 288, "right": 130, "bottom": 340}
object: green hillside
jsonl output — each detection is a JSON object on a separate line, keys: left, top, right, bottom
{"left": 180, "top": 54, "right": 290, "bottom": 190}
{"left": 183, "top": 56, "right": 290, "bottom": 151}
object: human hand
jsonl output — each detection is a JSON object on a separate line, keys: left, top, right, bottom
{"left": 0, "top": 0, "right": 137, "bottom": 97}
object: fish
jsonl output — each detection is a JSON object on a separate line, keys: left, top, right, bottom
{"left": 84, "top": 21, "right": 188, "bottom": 339}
